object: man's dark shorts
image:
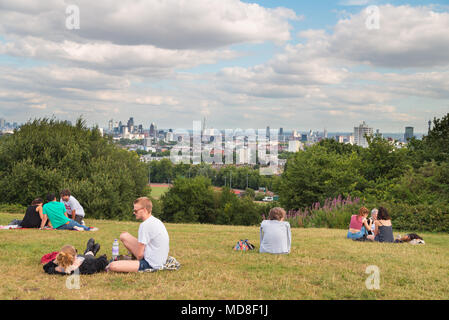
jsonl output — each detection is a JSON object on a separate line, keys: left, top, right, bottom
{"left": 138, "top": 259, "right": 153, "bottom": 271}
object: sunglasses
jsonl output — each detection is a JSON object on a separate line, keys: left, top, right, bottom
{"left": 133, "top": 207, "right": 145, "bottom": 214}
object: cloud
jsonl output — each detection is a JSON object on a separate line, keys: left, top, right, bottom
{"left": 0, "top": 0, "right": 298, "bottom": 49}
{"left": 0, "top": 36, "right": 240, "bottom": 77}
{"left": 135, "top": 96, "right": 179, "bottom": 106}
{"left": 329, "top": 5, "right": 449, "bottom": 68}
{"left": 338, "top": 0, "right": 373, "bottom": 6}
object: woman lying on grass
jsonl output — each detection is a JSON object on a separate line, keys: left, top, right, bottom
{"left": 43, "top": 238, "right": 108, "bottom": 275}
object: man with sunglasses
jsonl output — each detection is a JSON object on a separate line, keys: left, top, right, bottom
{"left": 107, "top": 197, "right": 169, "bottom": 272}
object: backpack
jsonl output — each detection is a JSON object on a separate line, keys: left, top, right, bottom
{"left": 233, "top": 239, "right": 255, "bottom": 251}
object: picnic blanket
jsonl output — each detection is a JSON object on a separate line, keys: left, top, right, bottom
{"left": 0, "top": 225, "right": 54, "bottom": 230}
{"left": 41, "top": 251, "right": 59, "bottom": 264}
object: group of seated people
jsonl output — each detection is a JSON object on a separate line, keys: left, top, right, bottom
{"left": 40, "top": 203, "right": 291, "bottom": 277}
{"left": 347, "top": 206, "right": 394, "bottom": 242}
{"left": 18, "top": 191, "right": 97, "bottom": 231}
{"left": 15, "top": 194, "right": 421, "bottom": 276}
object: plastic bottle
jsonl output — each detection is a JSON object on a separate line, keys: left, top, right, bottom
{"left": 112, "top": 239, "right": 119, "bottom": 261}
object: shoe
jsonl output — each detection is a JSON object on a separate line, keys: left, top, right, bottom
{"left": 92, "top": 243, "right": 101, "bottom": 256}
{"left": 84, "top": 238, "right": 95, "bottom": 255}
{"left": 89, "top": 227, "right": 99, "bottom": 232}
{"left": 81, "top": 220, "right": 85, "bottom": 226}
{"left": 73, "top": 226, "right": 84, "bottom": 232}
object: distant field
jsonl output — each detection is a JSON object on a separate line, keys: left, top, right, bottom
{"left": 1, "top": 212, "right": 449, "bottom": 300}
{"left": 149, "top": 184, "right": 171, "bottom": 199}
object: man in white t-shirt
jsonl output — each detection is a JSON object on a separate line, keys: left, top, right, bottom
{"left": 60, "top": 189, "right": 85, "bottom": 224}
{"left": 108, "top": 197, "right": 169, "bottom": 272}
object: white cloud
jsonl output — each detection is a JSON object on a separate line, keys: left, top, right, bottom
{"left": 0, "top": 0, "right": 298, "bottom": 49}
{"left": 329, "top": 5, "right": 449, "bottom": 68}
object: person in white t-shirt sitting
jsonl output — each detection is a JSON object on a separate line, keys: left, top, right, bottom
{"left": 60, "top": 189, "right": 86, "bottom": 225}
{"left": 260, "top": 207, "right": 291, "bottom": 254}
{"left": 107, "top": 197, "right": 170, "bottom": 273}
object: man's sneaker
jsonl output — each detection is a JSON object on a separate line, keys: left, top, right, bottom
{"left": 81, "top": 220, "right": 85, "bottom": 226}
{"left": 73, "top": 226, "right": 84, "bottom": 232}
{"left": 89, "top": 227, "right": 99, "bottom": 232}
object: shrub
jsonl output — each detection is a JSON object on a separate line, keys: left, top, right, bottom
{"left": 0, "top": 203, "right": 27, "bottom": 214}
{"left": 285, "top": 195, "right": 361, "bottom": 229}
{"left": 160, "top": 176, "right": 216, "bottom": 223}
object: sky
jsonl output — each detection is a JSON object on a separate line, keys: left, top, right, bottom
{"left": 0, "top": 0, "right": 449, "bottom": 133}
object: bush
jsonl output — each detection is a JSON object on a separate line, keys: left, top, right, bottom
{"left": 160, "top": 176, "right": 216, "bottom": 223}
{"left": 285, "top": 195, "right": 361, "bottom": 229}
{"left": 161, "top": 177, "right": 266, "bottom": 226}
{"left": 0, "top": 203, "right": 27, "bottom": 214}
{"left": 278, "top": 145, "right": 365, "bottom": 210}
{"left": 383, "top": 202, "right": 449, "bottom": 233}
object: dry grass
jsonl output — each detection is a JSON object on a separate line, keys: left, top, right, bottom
{"left": 1, "top": 212, "right": 449, "bottom": 300}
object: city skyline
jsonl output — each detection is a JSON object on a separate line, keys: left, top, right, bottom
{"left": 0, "top": 115, "right": 429, "bottom": 135}
{"left": 1, "top": 1, "right": 449, "bottom": 132}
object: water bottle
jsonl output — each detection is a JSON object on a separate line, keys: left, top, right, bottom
{"left": 112, "top": 239, "right": 119, "bottom": 261}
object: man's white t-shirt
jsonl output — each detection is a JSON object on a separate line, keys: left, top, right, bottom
{"left": 138, "top": 216, "right": 169, "bottom": 269}
{"left": 60, "top": 195, "right": 85, "bottom": 217}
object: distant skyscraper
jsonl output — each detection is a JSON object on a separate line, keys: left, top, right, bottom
{"left": 354, "top": 121, "right": 373, "bottom": 148}
{"left": 428, "top": 120, "right": 432, "bottom": 134}
{"left": 150, "top": 122, "right": 157, "bottom": 137}
{"left": 166, "top": 131, "right": 174, "bottom": 142}
{"left": 108, "top": 119, "right": 114, "bottom": 132}
{"left": 202, "top": 117, "right": 207, "bottom": 134}
{"left": 404, "top": 127, "right": 414, "bottom": 142}
{"left": 266, "top": 126, "right": 270, "bottom": 138}
{"left": 127, "top": 117, "right": 134, "bottom": 131}
{"left": 0, "top": 118, "right": 5, "bottom": 128}
{"left": 324, "top": 128, "right": 328, "bottom": 139}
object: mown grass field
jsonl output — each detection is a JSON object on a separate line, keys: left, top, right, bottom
{"left": 149, "top": 185, "right": 170, "bottom": 199}
{"left": 1, "top": 212, "right": 449, "bottom": 300}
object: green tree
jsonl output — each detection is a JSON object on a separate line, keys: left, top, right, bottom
{"left": 0, "top": 118, "right": 148, "bottom": 220}
{"left": 278, "top": 145, "right": 365, "bottom": 210}
{"left": 416, "top": 113, "right": 449, "bottom": 164}
{"left": 360, "top": 135, "right": 410, "bottom": 182}
{"left": 160, "top": 176, "right": 216, "bottom": 223}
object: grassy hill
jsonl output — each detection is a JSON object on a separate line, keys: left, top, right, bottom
{"left": 1, "top": 212, "right": 448, "bottom": 300}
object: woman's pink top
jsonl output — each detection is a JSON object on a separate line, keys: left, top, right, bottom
{"left": 349, "top": 215, "right": 364, "bottom": 230}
